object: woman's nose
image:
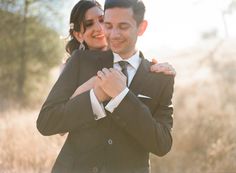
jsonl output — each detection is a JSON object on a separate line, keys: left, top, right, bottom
{"left": 94, "top": 21, "right": 103, "bottom": 31}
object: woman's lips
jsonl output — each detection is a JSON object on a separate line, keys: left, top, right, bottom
{"left": 93, "top": 34, "right": 105, "bottom": 39}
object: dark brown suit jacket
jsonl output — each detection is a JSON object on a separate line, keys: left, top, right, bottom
{"left": 37, "top": 50, "right": 174, "bottom": 173}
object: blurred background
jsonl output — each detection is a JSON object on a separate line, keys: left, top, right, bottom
{"left": 0, "top": 0, "right": 236, "bottom": 172}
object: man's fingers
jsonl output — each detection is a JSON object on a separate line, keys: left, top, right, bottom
{"left": 109, "top": 68, "right": 116, "bottom": 73}
{"left": 109, "top": 68, "right": 123, "bottom": 76}
{"left": 102, "top": 68, "right": 111, "bottom": 76}
{"left": 97, "top": 70, "right": 105, "bottom": 79}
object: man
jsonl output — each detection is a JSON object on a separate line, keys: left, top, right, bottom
{"left": 37, "top": 0, "right": 174, "bottom": 173}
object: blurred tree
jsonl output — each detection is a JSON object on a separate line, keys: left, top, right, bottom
{"left": 201, "top": 29, "right": 218, "bottom": 40}
{"left": 221, "top": 0, "right": 236, "bottom": 37}
{"left": 198, "top": 0, "right": 236, "bottom": 39}
{"left": 0, "top": 0, "right": 64, "bottom": 103}
{"left": 226, "top": 0, "right": 236, "bottom": 14}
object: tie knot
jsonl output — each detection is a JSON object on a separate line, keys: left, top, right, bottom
{"left": 117, "top": 61, "right": 129, "bottom": 86}
{"left": 118, "top": 61, "right": 129, "bottom": 70}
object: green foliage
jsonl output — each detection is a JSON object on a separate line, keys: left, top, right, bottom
{"left": 0, "top": 9, "right": 64, "bottom": 102}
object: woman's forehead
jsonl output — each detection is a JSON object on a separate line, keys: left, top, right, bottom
{"left": 85, "top": 6, "right": 104, "bottom": 19}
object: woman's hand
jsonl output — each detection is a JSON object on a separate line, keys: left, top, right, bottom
{"left": 70, "top": 76, "right": 96, "bottom": 99}
{"left": 150, "top": 58, "right": 176, "bottom": 76}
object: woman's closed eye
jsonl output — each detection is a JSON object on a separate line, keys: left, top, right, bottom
{"left": 84, "top": 18, "right": 103, "bottom": 28}
{"left": 84, "top": 20, "right": 93, "bottom": 28}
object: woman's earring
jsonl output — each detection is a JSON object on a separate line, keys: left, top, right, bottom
{"left": 79, "top": 41, "right": 85, "bottom": 50}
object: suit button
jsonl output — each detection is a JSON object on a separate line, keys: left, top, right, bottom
{"left": 92, "top": 166, "right": 98, "bottom": 173}
{"left": 108, "top": 139, "right": 113, "bottom": 145}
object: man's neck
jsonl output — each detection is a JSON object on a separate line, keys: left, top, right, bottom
{"left": 117, "top": 49, "right": 138, "bottom": 60}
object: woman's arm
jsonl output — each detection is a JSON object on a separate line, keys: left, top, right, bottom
{"left": 70, "top": 76, "right": 96, "bottom": 99}
{"left": 37, "top": 51, "right": 96, "bottom": 136}
{"left": 59, "top": 76, "right": 96, "bottom": 136}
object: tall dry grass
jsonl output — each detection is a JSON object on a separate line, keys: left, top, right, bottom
{"left": 151, "top": 39, "right": 236, "bottom": 173}
{"left": 0, "top": 109, "right": 66, "bottom": 173}
{"left": 0, "top": 39, "right": 235, "bottom": 173}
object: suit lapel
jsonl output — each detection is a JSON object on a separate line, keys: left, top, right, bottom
{"left": 129, "top": 58, "right": 152, "bottom": 96}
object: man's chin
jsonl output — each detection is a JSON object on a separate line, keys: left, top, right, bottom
{"left": 110, "top": 46, "right": 121, "bottom": 54}
{"left": 111, "top": 49, "right": 120, "bottom": 55}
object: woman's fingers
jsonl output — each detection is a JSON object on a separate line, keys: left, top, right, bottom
{"left": 150, "top": 62, "right": 176, "bottom": 76}
{"left": 151, "top": 58, "right": 158, "bottom": 64}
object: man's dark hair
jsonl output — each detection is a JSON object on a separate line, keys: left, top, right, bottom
{"left": 104, "top": 0, "right": 145, "bottom": 26}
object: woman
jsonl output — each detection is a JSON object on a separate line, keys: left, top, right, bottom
{"left": 65, "top": 0, "right": 108, "bottom": 54}
{"left": 65, "top": 0, "right": 175, "bottom": 99}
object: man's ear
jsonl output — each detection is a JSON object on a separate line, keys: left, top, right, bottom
{"left": 73, "top": 31, "right": 84, "bottom": 43}
{"left": 137, "top": 20, "right": 148, "bottom": 36}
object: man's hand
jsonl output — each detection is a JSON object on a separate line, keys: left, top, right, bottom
{"left": 93, "top": 76, "right": 111, "bottom": 102}
{"left": 97, "top": 68, "right": 127, "bottom": 98}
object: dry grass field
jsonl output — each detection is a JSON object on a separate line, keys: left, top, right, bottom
{"left": 0, "top": 39, "right": 235, "bottom": 173}
{"left": 0, "top": 109, "right": 66, "bottom": 173}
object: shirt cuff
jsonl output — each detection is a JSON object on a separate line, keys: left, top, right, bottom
{"left": 105, "top": 87, "right": 129, "bottom": 113}
{"left": 90, "top": 89, "right": 106, "bottom": 120}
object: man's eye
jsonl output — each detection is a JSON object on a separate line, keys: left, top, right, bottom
{"left": 121, "top": 27, "right": 128, "bottom": 30}
{"left": 105, "top": 24, "right": 112, "bottom": 29}
{"left": 120, "top": 25, "right": 129, "bottom": 30}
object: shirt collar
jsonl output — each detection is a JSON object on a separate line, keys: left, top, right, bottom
{"left": 113, "top": 51, "right": 141, "bottom": 70}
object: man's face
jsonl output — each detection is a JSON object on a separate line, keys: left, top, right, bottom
{"left": 104, "top": 7, "right": 141, "bottom": 59}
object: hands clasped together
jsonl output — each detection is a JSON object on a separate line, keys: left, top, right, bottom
{"left": 95, "top": 68, "right": 127, "bottom": 102}
{"left": 71, "top": 68, "right": 126, "bottom": 102}
{"left": 70, "top": 61, "right": 175, "bottom": 101}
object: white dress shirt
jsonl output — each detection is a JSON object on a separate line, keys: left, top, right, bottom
{"left": 90, "top": 51, "right": 142, "bottom": 120}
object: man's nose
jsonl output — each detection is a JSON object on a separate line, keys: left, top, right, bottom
{"left": 110, "top": 28, "right": 120, "bottom": 38}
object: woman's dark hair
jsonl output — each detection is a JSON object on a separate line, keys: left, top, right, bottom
{"left": 66, "top": 0, "right": 102, "bottom": 54}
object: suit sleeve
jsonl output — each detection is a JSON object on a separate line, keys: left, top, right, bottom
{"left": 37, "top": 51, "right": 95, "bottom": 136}
{"left": 110, "top": 76, "right": 174, "bottom": 156}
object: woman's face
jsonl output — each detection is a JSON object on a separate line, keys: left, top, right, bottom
{"left": 77, "top": 6, "right": 107, "bottom": 50}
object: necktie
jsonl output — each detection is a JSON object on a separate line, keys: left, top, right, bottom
{"left": 118, "top": 61, "right": 129, "bottom": 86}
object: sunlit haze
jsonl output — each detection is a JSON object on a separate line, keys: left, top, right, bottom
{"left": 61, "top": 0, "right": 236, "bottom": 57}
